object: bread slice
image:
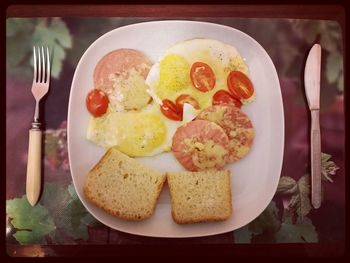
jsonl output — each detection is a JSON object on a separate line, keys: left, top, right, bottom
{"left": 167, "top": 170, "right": 232, "bottom": 224}
{"left": 84, "top": 147, "right": 166, "bottom": 221}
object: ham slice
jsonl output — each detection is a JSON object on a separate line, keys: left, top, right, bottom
{"left": 171, "top": 120, "right": 230, "bottom": 171}
{"left": 93, "top": 48, "right": 152, "bottom": 91}
{"left": 196, "top": 105, "right": 255, "bottom": 163}
{"left": 93, "top": 49, "right": 153, "bottom": 111}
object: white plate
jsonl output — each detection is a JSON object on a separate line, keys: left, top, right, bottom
{"left": 68, "top": 20, "right": 284, "bottom": 238}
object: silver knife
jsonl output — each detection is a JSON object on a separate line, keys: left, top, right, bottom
{"left": 304, "top": 43, "right": 322, "bottom": 209}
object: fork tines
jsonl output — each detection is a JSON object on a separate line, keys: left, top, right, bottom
{"left": 33, "top": 46, "right": 50, "bottom": 84}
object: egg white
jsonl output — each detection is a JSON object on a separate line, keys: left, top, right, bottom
{"left": 86, "top": 100, "right": 197, "bottom": 157}
{"left": 163, "top": 38, "right": 248, "bottom": 75}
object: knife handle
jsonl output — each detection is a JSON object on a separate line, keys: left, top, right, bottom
{"left": 26, "top": 128, "right": 42, "bottom": 206}
{"left": 311, "top": 109, "right": 321, "bottom": 209}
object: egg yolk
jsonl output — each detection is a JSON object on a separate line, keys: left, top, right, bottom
{"left": 87, "top": 110, "right": 167, "bottom": 157}
{"left": 157, "top": 54, "right": 190, "bottom": 99}
{"left": 116, "top": 112, "right": 167, "bottom": 157}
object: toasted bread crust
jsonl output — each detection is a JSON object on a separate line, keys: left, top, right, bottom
{"left": 167, "top": 170, "right": 232, "bottom": 224}
{"left": 84, "top": 147, "right": 166, "bottom": 221}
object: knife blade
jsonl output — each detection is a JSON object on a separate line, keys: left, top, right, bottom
{"left": 304, "top": 43, "right": 322, "bottom": 209}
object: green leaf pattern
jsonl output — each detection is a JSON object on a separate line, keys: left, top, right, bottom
{"left": 6, "top": 18, "right": 72, "bottom": 79}
{"left": 321, "top": 153, "right": 340, "bottom": 182}
{"left": 233, "top": 225, "right": 253, "bottom": 243}
{"left": 42, "top": 183, "right": 96, "bottom": 242}
{"left": 276, "top": 177, "right": 298, "bottom": 195}
{"left": 277, "top": 175, "right": 312, "bottom": 220}
{"left": 275, "top": 218, "right": 318, "bottom": 243}
{"left": 31, "top": 18, "right": 71, "bottom": 78}
{"left": 293, "top": 175, "right": 312, "bottom": 220}
{"left": 326, "top": 51, "right": 343, "bottom": 83}
{"left": 6, "top": 183, "right": 97, "bottom": 244}
{"left": 6, "top": 196, "right": 56, "bottom": 244}
{"left": 234, "top": 153, "right": 339, "bottom": 243}
{"left": 249, "top": 201, "right": 281, "bottom": 234}
{"left": 291, "top": 19, "right": 343, "bottom": 92}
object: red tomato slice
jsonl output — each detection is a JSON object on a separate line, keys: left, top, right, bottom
{"left": 190, "top": 62, "right": 216, "bottom": 92}
{"left": 175, "top": 94, "right": 200, "bottom": 112}
{"left": 160, "top": 99, "right": 182, "bottom": 121}
{"left": 212, "top": 90, "right": 242, "bottom": 108}
{"left": 86, "top": 89, "right": 109, "bottom": 117}
{"left": 227, "top": 71, "right": 254, "bottom": 100}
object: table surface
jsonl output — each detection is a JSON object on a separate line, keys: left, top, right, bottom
{"left": 6, "top": 5, "right": 345, "bottom": 257}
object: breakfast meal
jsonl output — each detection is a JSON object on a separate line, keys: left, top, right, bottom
{"left": 84, "top": 147, "right": 166, "bottom": 221}
{"left": 83, "top": 37, "right": 256, "bottom": 224}
{"left": 167, "top": 170, "right": 232, "bottom": 224}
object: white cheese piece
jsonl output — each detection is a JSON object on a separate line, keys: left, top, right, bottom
{"left": 182, "top": 103, "right": 198, "bottom": 124}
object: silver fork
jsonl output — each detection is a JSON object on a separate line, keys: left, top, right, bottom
{"left": 26, "top": 46, "right": 51, "bottom": 206}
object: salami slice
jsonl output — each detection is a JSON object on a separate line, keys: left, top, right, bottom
{"left": 93, "top": 49, "right": 153, "bottom": 111}
{"left": 171, "top": 120, "right": 230, "bottom": 171}
{"left": 197, "top": 105, "right": 255, "bottom": 163}
{"left": 93, "top": 49, "right": 152, "bottom": 90}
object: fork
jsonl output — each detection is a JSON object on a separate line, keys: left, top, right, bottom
{"left": 26, "top": 46, "right": 50, "bottom": 206}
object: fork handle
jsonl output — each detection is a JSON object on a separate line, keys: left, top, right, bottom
{"left": 26, "top": 128, "right": 42, "bottom": 206}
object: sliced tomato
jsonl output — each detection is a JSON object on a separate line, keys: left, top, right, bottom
{"left": 160, "top": 99, "right": 182, "bottom": 121}
{"left": 86, "top": 89, "right": 109, "bottom": 117}
{"left": 175, "top": 94, "right": 200, "bottom": 112}
{"left": 212, "top": 90, "right": 242, "bottom": 108}
{"left": 190, "top": 62, "right": 216, "bottom": 92}
{"left": 227, "top": 71, "right": 254, "bottom": 100}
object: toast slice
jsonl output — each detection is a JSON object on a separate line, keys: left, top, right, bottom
{"left": 84, "top": 147, "right": 166, "bottom": 221}
{"left": 167, "top": 170, "right": 232, "bottom": 224}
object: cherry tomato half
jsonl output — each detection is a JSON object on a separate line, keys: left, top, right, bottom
{"left": 227, "top": 71, "right": 254, "bottom": 100}
{"left": 212, "top": 90, "right": 242, "bottom": 108}
{"left": 160, "top": 99, "right": 182, "bottom": 121}
{"left": 190, "top": 62, "right": 216, "bottom": 92}
{"left": 86, "top": 89, "right": 109, "bottom": 117}
{"left": 175, "top": 94, "right": 200, "bottom": 113}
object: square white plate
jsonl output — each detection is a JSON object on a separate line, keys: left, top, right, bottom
{"left": 68, "top": 20, "right": 284, "bottom": 238}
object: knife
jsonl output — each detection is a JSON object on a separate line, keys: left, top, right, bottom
{"left": 304, "top": 43, "right": 322, "bottom": 209}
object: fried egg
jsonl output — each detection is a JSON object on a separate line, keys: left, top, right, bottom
{"left": 87, "top": 101, "right": 197, "bottom": 157}
{"left": 146, "top": 38, "right": 251, "bottom": 109}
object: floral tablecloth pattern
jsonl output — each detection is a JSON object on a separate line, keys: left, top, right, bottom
{"left": 6, "top": 17, "right": 344, "bottom": 250}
